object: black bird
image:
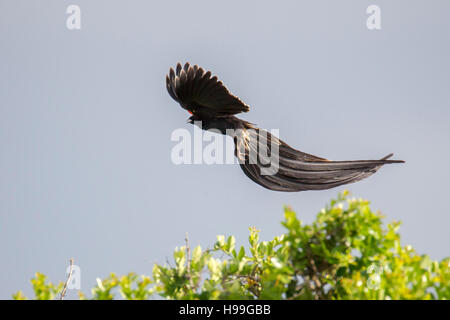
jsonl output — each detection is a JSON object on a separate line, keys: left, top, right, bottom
{"left": 166, "top": 62, "right": 404, "bottom": 192}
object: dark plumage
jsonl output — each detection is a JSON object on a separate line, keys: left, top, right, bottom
{"left": 166, "top": 62, "right": 404, "bottom": 192}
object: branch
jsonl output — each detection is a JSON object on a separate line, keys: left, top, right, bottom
{"left": 185, "top": 232, "right": 192, "bottom": 287}
{"left": 59, "top": 258, "right": 74, "bottom": 300}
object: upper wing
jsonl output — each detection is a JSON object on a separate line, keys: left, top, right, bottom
{"left": 234, "top": 126, "right": 404, "bottom": 192}
{"left": 166, "top": 62, "right": 250, "bottom": 118}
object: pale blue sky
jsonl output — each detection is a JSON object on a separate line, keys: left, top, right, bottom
{"left": 0, "top": 0, "right": 449, "bottom": 299}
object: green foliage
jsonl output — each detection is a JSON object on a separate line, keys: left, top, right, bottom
{"left": 13, "top": 272, "right": 63, "bottom": 300}
{"left": 89, "top": 273, "right": 153, "bottom": 300}
{"left": 13, "top": 191, "right": 450, "bottom": 300}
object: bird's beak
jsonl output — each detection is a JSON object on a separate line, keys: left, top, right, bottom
{"left": 186, "top": 115, "right": 195, "bottom": 124}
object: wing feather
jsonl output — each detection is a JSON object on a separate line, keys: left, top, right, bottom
{"left": 166, "top": 62, "right": 250, "bottom": 118}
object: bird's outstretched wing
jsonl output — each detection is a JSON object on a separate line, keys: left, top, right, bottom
{"left": 166, "top": 62, "right": 249, "bottom": 118}
{"left": 234, "top": 125, "right": 405, "bottom": 192}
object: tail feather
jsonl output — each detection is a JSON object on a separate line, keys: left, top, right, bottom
{"left": 236, "top": 126, "right": 404, "bottom": 192}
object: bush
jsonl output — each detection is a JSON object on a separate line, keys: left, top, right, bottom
{"left": 13, "top": 191, "right": 449, "bottom": 300}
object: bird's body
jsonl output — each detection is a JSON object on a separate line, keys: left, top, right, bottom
{"left": 166, "top": 62, "right": 404, "bottom": 192}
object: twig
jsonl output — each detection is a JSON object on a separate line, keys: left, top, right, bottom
{"left": 306, "top": 248, "right": 325, "bottom": 299}
{"left": 185, "top": 232, "right": 192, "bottom": 286}
{"left": 59, "top": 258, "right": 74, "bottom": 300}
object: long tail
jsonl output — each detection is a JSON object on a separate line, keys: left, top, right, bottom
{"left": 236, "top": 127, "right": 404, "bottom": 192}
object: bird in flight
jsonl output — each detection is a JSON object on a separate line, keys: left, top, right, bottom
{"left": 166, "top": 62, "right": 404, "bottom": 192}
